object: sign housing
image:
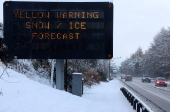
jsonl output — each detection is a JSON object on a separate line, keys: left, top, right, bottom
{"left": 3, "top": 1, "right": 113, "bottom": 59}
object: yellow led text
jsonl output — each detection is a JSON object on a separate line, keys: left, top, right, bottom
{"left": 13, "top": 11, "right": 49, "bottom": 18}
{"left": 56, "top": 12, "right": 99, "bottom": 18}
{"left": 26, "top": 22, "right": 49, "bottom": 29}
{"left": 69, "top": 22, "right": 86, "bottom": 29}
{"left": 32, "top": 33, "right": 80, "bottom": 40}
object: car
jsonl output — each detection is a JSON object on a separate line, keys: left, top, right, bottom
{"left": 125, "top": 75, "right": 132, "bottom": 81}
{"left": 121, "top": 74, "right": 126, "bottom": 79}
{"left": 142, "top": 74, "right": 151, "bottom": 83}
{"left": 155, "top": 77, "right": 167, "bottom": 87}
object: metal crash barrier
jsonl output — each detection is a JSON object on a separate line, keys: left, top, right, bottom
{"left": 120, "top": 87, "right": 150, "bottom": 112}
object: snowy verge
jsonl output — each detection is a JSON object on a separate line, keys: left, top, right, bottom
{"left": 0, "top": 68, "right": 93, "bottom": 112}
{"left": 82, "top": 79, "right": 136, "bottom": 112}
{"left": 0, "top": 67, "right": 135, "bottom": 112}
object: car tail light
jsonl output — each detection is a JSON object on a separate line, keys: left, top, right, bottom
{"left": 126, "top": 77, "right": 127, "bottom": 79}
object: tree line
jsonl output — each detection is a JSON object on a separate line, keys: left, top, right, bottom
{"left": 120, "top": 27, "right": 170, "bottom": 79}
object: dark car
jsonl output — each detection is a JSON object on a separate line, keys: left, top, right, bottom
{"left": 155, "top": 77, "right": 167, "bottom": 87}
{"left": 125, "top": 75, "right": 132, "bottom": 81}
{"left": 142, "top": 75, "right": 151, "bottom": 83}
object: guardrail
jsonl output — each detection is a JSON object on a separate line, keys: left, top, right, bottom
{"left": 120, "top": 87, "right": 150, "bottom": 112}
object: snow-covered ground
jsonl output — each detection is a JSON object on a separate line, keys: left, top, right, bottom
{"left": 0, "top": 66, "right": 136, "bottom": 112}
{"left": 82, "top": 80, "right": 136, "bottom": 112}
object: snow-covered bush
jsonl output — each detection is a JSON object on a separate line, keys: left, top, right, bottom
{"left": 83, "top": 68, "right": 100, "bottom": 88}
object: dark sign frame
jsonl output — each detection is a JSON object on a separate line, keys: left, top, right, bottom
{"left": 3, "top": 1, "right": 113, "bottom": 59}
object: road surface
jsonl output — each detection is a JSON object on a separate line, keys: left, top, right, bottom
{"left": 119, "top": 77, "right": 170, "bottom": 112}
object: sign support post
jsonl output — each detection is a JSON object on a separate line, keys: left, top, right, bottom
{"left": 109, "top": 59, "right": 110, "bottom": 80}
{"left": 56, "top": 59, "right": 64, "bottom": 90}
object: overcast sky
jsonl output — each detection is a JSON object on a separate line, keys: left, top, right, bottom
{"left": 1, "top": 0, "right": 170, "bottom": 66}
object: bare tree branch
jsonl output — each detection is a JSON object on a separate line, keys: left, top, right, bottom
{"left": 0, "top": 60, "right": 9, "bottom": 77}
{"left": 0, "top": 69, "right": 5, "bottom": 78}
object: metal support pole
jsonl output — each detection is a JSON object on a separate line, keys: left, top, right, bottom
{"left": 133, "top": 99, "right": 137, "bottom": 110}
{"left": 128, "top": 94, "right": 131, "bottom": 102}
{"left": 65, "top": 59, "right": 68, "bottom": 91}
{"left": 109, "top": 59, "right": 110, "bottom": 80}
{"left": 56, "top": 59, "right": 64, "bottom": 90}
{"left": 131, "top": 96, "right": 134, "bottom": 106}
{"left": 137, "top": 102, "right": 140, "bottom": 112}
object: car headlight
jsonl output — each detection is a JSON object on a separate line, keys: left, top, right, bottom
{"left": 143, "top": 78, "right": 145, "bottom": 79}
{"left": 165, "top": 82, "right": 167, "bottom": 84}
{"left": 149, "top": 78, "right": 151, "bottom": 79}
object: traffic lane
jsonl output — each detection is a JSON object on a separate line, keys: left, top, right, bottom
{"left": 133, "top": 77, "right": 170, "bottom": 86}
{"left": 129, "top": 78, "right": 170, "bottom": 98}
{"left": 123, "top": 81, "right": 170, "bottom": 112}
{"left": 125, "top": 80, "right": 170, "bottom": 102}
{"left": 131, "top": 77, "right": 170, "bottom": 92}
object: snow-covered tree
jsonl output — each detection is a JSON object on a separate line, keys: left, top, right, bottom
{"left": 120, "top": 47, "right": 143, "bottom": 76}
{"left": 50, "top": 59, "right": 55, "bottom": 87}
{"left": 120, "top": 27, "right": 170, "bottom": 79}
{"left": 0, "top": 22, "right": 3, "bottom": 38}
{"left": 0, "top": 23, "right": 4, "bottom": 62}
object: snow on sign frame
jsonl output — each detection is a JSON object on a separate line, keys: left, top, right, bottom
{"left": 3, "top": 1, "right": 113, "bottom": 59}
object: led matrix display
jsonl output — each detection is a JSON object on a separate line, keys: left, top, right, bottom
{"left": 3, "top": 2, "right": 113, "bottom": 59}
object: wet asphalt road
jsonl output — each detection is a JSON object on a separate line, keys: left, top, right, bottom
{"left": 120, "top": 77, "right": 170, "bottom": 112}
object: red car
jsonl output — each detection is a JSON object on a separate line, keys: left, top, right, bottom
{"left": 155, "top": 77, "right": 167, "bottom": 87}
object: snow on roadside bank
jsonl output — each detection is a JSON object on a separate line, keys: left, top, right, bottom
{"left": 0, "top": 67, "right": 135, "bottom": 112}
{"left": 83, "top": 80, "right": 136, "bottom": 112}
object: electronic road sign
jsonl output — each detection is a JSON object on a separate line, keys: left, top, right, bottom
{"left": 3, "top": 1, "right": 113, "bottom": 59}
